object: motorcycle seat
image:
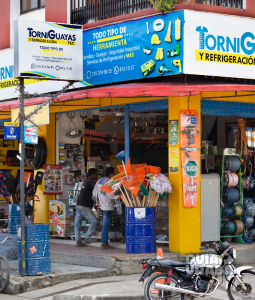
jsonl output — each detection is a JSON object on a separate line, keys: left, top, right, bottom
{"left": 150, "top": 259, "right": 188, "bottom": 267}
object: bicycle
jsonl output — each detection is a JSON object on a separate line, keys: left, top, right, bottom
{"left": 0, "top": 237, "right": 11, "bottom": 293}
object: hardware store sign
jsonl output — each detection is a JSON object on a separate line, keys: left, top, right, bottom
{"left": 183, "top": 10, "right": 255, "bottom": 80}
{"left": 83, "top": 11, "right": 184, "bottom": 86}
{"left": 14, "top": 20, "right": 83, "bottom": 81}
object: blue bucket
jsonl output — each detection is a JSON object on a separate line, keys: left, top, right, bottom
{"left": 17, "top": 223, "right": 51, "bottom": 275}
{"left": 126, "top": 207, "right": 156, "bottom": 253}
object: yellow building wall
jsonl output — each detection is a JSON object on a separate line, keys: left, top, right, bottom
{"left": 34, "top": 113, "right": 56, "bottom": 223}
{"left": 168, "top": 95, "right": 201, "bottom": 254}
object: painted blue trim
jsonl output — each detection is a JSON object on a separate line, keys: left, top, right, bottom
{"left": 130, "top": 99, "right": 168, "bottom": 112}
{"left": 201, "top": 100, "right": 255, "bottom": 117}
{"left": 124, "top": 105, "right": 130, "bottom": 164}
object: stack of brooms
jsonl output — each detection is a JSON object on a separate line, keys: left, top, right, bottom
{"left": 99, "top": 151, "right": 172, "bottom": 207}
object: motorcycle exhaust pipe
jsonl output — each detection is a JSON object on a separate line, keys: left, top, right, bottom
{"left": 154, "top": 283, "right": 204, "bottom": 297}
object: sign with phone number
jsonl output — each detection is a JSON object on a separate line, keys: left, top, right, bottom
{"left": 83, "top": 11, "right": 184, "bottom": 86}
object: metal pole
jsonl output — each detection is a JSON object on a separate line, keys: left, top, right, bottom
{"left": 124, "top": 105, "right": 130, "bottom": 164}
{"left": 19, "top": 77, "right": 26, "bottom": 277}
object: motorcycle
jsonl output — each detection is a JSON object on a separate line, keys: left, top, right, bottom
{"left": 139, "top": 242, "right": 255, "bottom": 299}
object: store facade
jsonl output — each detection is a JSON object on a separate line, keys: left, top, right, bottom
{"left": 1, "top": 9, "right": 255, "bottom": 254}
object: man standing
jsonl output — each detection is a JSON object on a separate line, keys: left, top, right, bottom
{"left": 75, "top": 168, "right": 98, "bottom": 247}
{"left": 97, "top": 167, "right": 117, "bottom": 250}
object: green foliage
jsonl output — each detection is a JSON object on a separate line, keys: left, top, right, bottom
{"left": 149, "top": 0, "right": 178, "bottom": 13}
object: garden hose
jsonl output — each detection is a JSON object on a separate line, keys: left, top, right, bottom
{"left": 25, "top": 137, "right": 47, "bottom": 170}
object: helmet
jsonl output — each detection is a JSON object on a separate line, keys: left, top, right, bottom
{"left": 151, "top": 34, "right": 161, "bottom": 45}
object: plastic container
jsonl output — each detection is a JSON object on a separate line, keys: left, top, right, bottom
{"left": 126, "top": 207, "right": 156, "bottom": 253}
{"left": 17, "top": 223, "right": 51, "bottom": 275}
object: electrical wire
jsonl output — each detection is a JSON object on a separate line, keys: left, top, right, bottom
{"left": 25, "top": 137, "right": 47, "bottom": 170}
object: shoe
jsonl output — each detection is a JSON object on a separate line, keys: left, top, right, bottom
{"left": 76, "top": 240, "right": 86, "bottom": 247}
{"left": 100, "top": 243, "right": 114, "bottom": 250}
{"left": 121, "top": 238, "right": 125, "bottom": 243}
{"left": 84, "top": 238, "right": 97, "bottom": 243}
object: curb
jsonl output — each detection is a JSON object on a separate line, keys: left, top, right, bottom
{"left": 5, "top": 269, "right": 111, "bottom": 295}
{"left": 53, "top": 296, "right": 144, "bottom": 300}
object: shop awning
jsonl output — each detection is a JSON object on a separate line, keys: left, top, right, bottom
{"left": 1, "top": 80, "right": 255, "bottom": 112}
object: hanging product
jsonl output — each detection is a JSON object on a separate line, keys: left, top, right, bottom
{"left": 222, "top": 188, "right": 240, "bottom": 203}
{"left": 66, "top": 112, "right": 82, "bottom": 138}
{"left": 245, "top": 200, "right": 255, "bottom": 217}
{"left": 245, "top": 216, "right": 254, "bottom": 228}
{"left": 243, "top": 175, "right": 255, "bottom": 190}
{"left": 180, "top": 110, "right": 200, "bottom": 208}
{"left": 25, "top": 137, "right": 47, "bottom": 170}
{"left": 225, "top": 156, "right": 241, "bottom": 172}
{"left": 223, "top": 171, "right": 239, "bottom": 187}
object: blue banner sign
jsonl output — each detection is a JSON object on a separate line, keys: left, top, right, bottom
{"left": 4, "top": 122, "right": 20, "bottom": 140}
{"left": 83, "top": 11, "right": 184, "bottom": 86}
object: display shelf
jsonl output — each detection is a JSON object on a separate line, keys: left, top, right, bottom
{"left": 0, "top": 147, "right": 18, "bottom": 150}
{"left": 0, "top": 166, "right": 31, "bottom": 170}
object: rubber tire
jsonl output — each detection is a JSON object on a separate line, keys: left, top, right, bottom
{"left": 0, "top": 255, "right": 10, "bottom": 292}
{"left": 144, "top": 272, "right": 184, "bottom": 300}
{"left": 227, "top": 270, "right": 255, "bottom": 300}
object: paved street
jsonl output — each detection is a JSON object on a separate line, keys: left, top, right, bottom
{"left": 1, "top": 273, "right": 231, "bottom": 300}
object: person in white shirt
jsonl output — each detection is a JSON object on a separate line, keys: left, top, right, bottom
{"left": 96, "top": 167, "right": 117, "bottom": 250}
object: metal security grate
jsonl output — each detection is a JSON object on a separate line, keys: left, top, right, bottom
{"left": 70, "top": 0, "right": 153, "bottom": 25}
{"left": 195, "top": 0, "right": 243, "bottom": 9}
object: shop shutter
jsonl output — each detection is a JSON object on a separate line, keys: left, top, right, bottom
{"left": 201, "top": 100, "right": 255, "bottom": 117}
{"left": 130, "top": 99, "right": 168, "bottom": 113}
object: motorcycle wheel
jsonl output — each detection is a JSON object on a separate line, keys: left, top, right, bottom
{"left": 144, "top": 272, "right": 185, "bottom": 300}
{"left": 227, "top": 270, "right": 255, "bottom": 300}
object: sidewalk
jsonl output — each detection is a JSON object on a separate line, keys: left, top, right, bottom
{"left": 3, "top": 274, "right": 230, "bottom": 300}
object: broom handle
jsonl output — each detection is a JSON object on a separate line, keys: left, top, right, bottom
{"left": 122, "top": 161, "right": 128, "bottom": 176}
{"left": 131, "top": 193, "right": 137, "bottom": 207}
{"left": 119, "top": 187, "right": 130, "bottom": 207}
{"left": 142, "top": 182, "right": 149, "bottom": 207}
{"left": 123, "top": 186, "right": 133, "bottom": 207}
{"left": 136, "top": 195, "right": 141, "bottom": 207}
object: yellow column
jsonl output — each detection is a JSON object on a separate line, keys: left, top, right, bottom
{"left": 168, "top": 95, "right": 201, "bottom": 254}
{"left": 34, "top": 113, "right": 56, "bottom": 223}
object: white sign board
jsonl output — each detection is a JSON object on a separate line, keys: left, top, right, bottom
{"left": 14, "top": 20, "right": 83, "bottom": 81}
{"left": 0, "top": 48, "right": 85, "bottom": 101}
{"left": 183, "top": 10, "right": 255, "bottom": 80}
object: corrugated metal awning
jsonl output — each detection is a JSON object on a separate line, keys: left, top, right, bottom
{"left": 201, "top": 100, "right": 255, "bottom": 117}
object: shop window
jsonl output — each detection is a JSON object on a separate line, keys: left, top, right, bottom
{"left": 21, "top": 0, "right": 45, "bottom": 13}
